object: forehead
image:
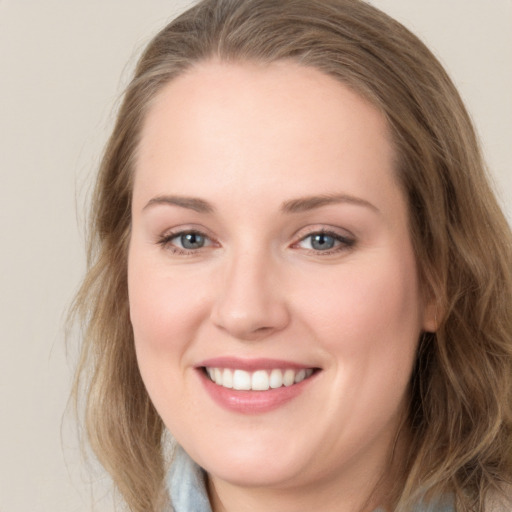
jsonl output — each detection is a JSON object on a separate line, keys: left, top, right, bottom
{"left": 134, "top": 60, "right": 399, "bottom": 212}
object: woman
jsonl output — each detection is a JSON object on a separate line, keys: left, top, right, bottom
{"left": 72, "top": 0, "right": 512, "bottom": 511}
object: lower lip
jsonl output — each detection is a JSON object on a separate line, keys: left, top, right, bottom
{"left": 198, "top": 369, "right": 317, "bottom": 414}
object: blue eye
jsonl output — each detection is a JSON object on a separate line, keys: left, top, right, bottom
{"left": 158, "top": 230, "right": 213, "bottom": 253}
{"left": 309, "top": 233, "right": 336, "bottom": 250}
{"left": 297, "top": 231, "right": 354, "bottom": 253}
{"left": 177, "top": 232, "right": 206, "bottom": 249}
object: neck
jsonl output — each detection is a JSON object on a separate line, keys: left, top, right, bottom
{"left": 208, "top": 477, "right": 385, "bottom": 512}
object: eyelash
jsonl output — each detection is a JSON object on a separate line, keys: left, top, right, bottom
{"left": 156, "top": 228, "right": 356, "bottom": 256}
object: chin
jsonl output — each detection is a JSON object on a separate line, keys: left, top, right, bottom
{"left": 187, "top": 437, "right": 313, "bottom": 488}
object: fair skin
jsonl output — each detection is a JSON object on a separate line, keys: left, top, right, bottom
{"left": 128, "top": 61, "right": 436, "bottom": 512}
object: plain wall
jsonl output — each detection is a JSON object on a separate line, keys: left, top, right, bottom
{"left": 0, "top": 1, "right": 510, "bottom": 510}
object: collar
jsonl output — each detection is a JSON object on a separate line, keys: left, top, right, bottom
{"left": 167, "top": 446, "right": 212, "bottom": 512}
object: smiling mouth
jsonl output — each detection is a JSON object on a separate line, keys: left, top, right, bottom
{"left": 203, "top": 367, "right": 317, "bottom": 391}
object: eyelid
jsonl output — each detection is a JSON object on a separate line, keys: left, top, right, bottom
{"left": 292, "top": 224, "right": 355, "bottom": 241}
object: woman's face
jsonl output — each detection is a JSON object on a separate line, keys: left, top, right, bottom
{"left": 129, "top": 61, "right": 435, "bottom": 495}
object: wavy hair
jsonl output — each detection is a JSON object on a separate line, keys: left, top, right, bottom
{"left": 71, "top": 1, "right": 512, "bottom": 510}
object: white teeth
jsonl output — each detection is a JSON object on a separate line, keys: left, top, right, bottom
{"left": 232, "top": 369, "right": 252, "bottom": 390}
{"left": 269, "top": 368, "right": 283, "bottom": 389}
{"left": 222, "top": 368, "right": 233, "bottom": 388}
{"left": 283, "top": 369, "right": 295, "bottom": 387}
{"left": 251, "top": 370, "right": 270, "bottom": 391}
{"left": 206, "top": 367, "right": 315, "bottom": 391}
{"left": 294, "top": 369, "right": 306, "bottom": 383}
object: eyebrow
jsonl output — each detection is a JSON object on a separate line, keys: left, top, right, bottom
{"left": 143, "top": 195, "right": 215, "bottom": 213}
{"left": 281, "top": 194, "right": 379, "bottom": 214}
{"left": 143, "top": 193, "right": 378, "bottom": 215}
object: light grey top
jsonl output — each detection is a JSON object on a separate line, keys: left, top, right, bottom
{"left": 167, "top": 446, "right": 455, "bottom": 512}
{"left": 167, "top": 446, "right": 212, "bottom": 512}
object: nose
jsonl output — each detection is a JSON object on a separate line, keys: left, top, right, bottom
{"left": 210, "top": 248, "right": 290, "bottom": 341}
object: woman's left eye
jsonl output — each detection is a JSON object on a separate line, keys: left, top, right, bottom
{"left": 296, "top": 231, "right": 355, "bottom": 253}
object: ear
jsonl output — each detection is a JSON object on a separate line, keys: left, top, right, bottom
{"left": 421, "top": 297, "right": 441, "bottom": 333}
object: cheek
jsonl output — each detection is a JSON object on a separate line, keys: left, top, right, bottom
{"left": 305, "top": 251, "right": 422, "bottom": 438}
{"left": 300, "top": 250, "right": 422, "bottom": 369}
{"left": 128, "top": 251, "right": 209, "bottom": 354}
{"left": 127, "top": 247, "right": 213, "bottom": 421}
{"left": 127, "top": 248, "right": 215, "bottom": 424}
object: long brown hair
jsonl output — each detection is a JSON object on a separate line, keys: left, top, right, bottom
{"left": 71, "top": 1, "right": 512, "bottom": 510}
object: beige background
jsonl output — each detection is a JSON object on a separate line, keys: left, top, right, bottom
{"left": 0, "top": 1, "right": 510, "bottom": 510}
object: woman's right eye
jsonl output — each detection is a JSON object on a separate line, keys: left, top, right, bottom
{"left": 157, "top": 230, "right": 214, "bottom": 254}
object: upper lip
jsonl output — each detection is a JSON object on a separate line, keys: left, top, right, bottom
{"left": 196, "top": 357, "right": 318, "bottom": 371}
